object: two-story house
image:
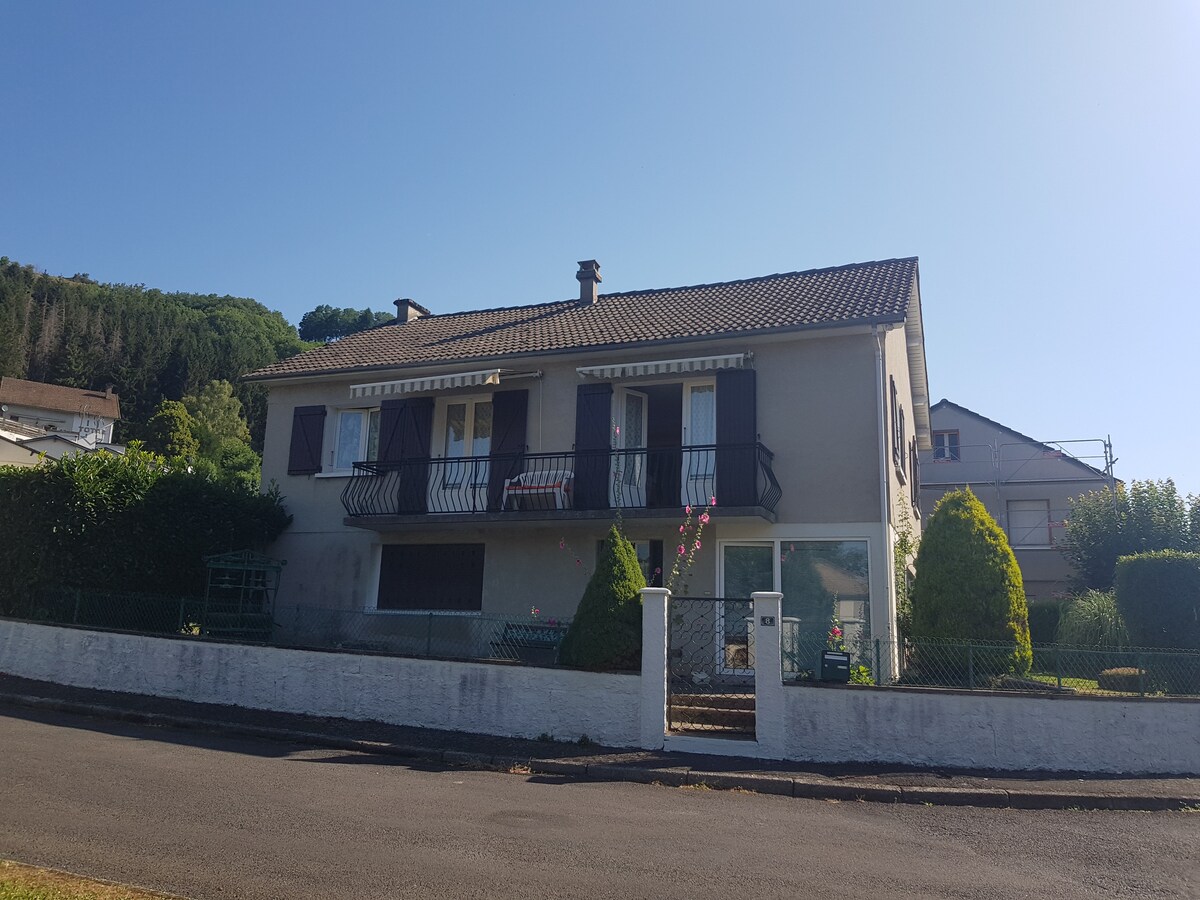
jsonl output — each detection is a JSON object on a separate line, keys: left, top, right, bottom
{"left": 0, "top": 377, "right": 121, "bottom": 450}
{"left": 918, "top": 399, "right": 1115, "bottom": 600}
{"left": 248, "top": 257, "right": 931, "bottom": 653}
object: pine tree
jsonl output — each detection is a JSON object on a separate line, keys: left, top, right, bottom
{"left": 558, "top": 524, "right": 646, "bottom": 670}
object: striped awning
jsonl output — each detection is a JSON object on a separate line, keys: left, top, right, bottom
{"left": 576, "top": 353, "right": 749, "bottom": 380}
{"left": 349, "top": 369, "right": 501, "bottom": 400}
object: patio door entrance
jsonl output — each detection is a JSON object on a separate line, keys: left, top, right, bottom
{"left": 682, "top": 381, "right": 716, "bottom": 506}
{"left": 612, "top": 388, "right": 648, "bottom": 507}
{"left": 434, "top": 397, "right": 493, "bottom": 512}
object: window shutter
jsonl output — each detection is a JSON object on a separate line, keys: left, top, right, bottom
{"left": 378, "top": 397, "right": 434, "bottom": 513}
{"left": 287, "top": 405, "right": 326, "bottom": 475}
{"left": 487, "top": 389, "right": 528, "bottom": 511}
{"left": 715, "top": 368, "right": 757, "bottom": 506}
{"left": 573, "top": 383, "right": 613, "bottom": 510}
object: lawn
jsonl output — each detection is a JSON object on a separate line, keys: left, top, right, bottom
{"left": 0, "top": 861, "right": 183, "bottom": 900}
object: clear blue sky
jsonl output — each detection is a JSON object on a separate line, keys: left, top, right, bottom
{"left": 2, "top": 2, "right": 1197, "bottom": 494}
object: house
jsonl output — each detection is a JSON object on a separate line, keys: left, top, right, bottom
{"left": 917, "top": 399, "right": 1115, "bottom": 600}
{"left": 0, "top": 377, "right": 121, "bottom": 450}
{"left": 247, "top": 258, "right": 931, "bottom": 653}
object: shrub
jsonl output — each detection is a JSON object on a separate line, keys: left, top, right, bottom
{"left": 557, "top": 524, "right": 645, "bottom": 670}
{"left": 910, "top": 488, "right": 1032, "bottom": 676}
{"left": 1055, "top": 590, "right": 1128, "bottom": 649}
{"left": 1096, "top": 667, "right": 1145, "bottom": 693}
{"left": 1027, "top": 599, "right": 1070, "bottom": 645}
{"left": 1114, "top": 551, "right": 1200, "bottom": 651}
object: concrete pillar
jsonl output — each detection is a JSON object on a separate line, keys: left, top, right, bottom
{"left": 639, "top": 587, "right": 670, "bottom": 750}
{"left": 751, "top": 591, "right": 785, "bottom": 759}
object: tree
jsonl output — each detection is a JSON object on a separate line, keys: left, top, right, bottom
{"left": 1061, "top": 480, "right": 1200, "bottom": 590}
{"left": 558, "top": 524, "right": 646, "bottom": 670}
{"left": 183, "top": 380, "right": 251, "bottom": 458}
{"left": 145, "top": 400, "right": 199, "bottom": 458}
{"left": 911, "top": 488, "right": 1032, "bottom": 675}
{"left": 298, "top": 304, "right": 392, "bottom": 343}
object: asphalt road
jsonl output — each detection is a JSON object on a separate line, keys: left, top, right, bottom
{"left": 0, "top": 708, "right": 1197, "bottom": 900}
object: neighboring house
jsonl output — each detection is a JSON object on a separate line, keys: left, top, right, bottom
{"left": 918, "top": 399, "right": 1115, "bottom": 600}
{"left": 0, "top": 377, "right": 121, "bottom": 449}
{"left": 247, "top": 258, "right": 932, "bottom": 652}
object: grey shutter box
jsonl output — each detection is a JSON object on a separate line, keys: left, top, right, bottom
{"left": 715, "top": 368, "right": 757, "bottom": 506}
{"left": 287, "top": 405, "right": 326, "bottom": 475}
{"left": 487, "top": 389, "right": 528, "bottom": 511}
{"left": 573, "top": 383, "right": 613, "bottom": 510}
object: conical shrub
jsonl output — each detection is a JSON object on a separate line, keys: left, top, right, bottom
{"left": 558, "top": 524, "right": 646, "bottom": 670}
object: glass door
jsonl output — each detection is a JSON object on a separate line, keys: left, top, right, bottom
{"left": 435, "top": 398, "right": 492, "bottom": 512}
{"left": 612, "top": 388, "right": 648, "bottom": 508}
{"left": 681, "top": 382, "right": 716, "bottom": 506}
{"left": 718, "top": 543, "right": 773, "bottom": 673}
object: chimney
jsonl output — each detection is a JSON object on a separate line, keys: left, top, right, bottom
{"left": 104, "top": 384, "right": 114, "bottom": 399}
{"left": 394, "top": 298, "right": 429, "bottom": 323}
{"left": 576, "top": 260, "right": 602, "bottom": 304}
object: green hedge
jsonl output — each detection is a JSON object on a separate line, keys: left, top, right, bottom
{"left": 1114, "top": 550, "right": 1200, "bottom": 651}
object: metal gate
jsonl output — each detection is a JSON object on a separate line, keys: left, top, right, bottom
{"left": 667, "top": 596, "right": 755, "bottom": 737}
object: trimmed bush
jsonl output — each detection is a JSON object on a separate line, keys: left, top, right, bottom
{"left": 557, "top": 524, "right": 646, "bottom": 670}
{"left": 1096, "top": 667, "right": 1145, "bottom": 693}
{"left": 1027, "top": 599, "right": 1069, "bottom": 645}
{"left": 1114, "top": 551, "right": 1200, "bottom": 651}
{"left": 911, "top": 488, "right": 1032, "bottom": 676}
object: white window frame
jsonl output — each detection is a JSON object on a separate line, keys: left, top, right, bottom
{"left": 328, "top": 407, "right": 381, "bottom": 473}
{"left": 932, "top": 429, "right": 960, "bottom": 462}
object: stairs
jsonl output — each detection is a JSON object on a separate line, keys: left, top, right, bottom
{"left": 668, "top": 692, "right": 756, "bottom": 736}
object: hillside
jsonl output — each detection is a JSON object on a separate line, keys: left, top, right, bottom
{"left": 0, "top": 257, "right": 310, "bottom": 448}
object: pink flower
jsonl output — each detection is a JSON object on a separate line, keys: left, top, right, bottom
{"left": 699, "top": 513, "right": 710, "bottom": 525}
{"left": 559, "top": 539, "right": 565, "bottom": 549}
{"left": 693, "top": 540, "right": 701, "bottom": 550}
{"left": 832, "top": 627, "right": 842, "bottom": 637}
{"left": 709, "top": 496, "right": 717, "bottom": 506}
{"left": 677, "top": 544, "right": 686, "bottom": 556}
{"left": 653, "top": 567, "right": 662, "bottom": 575}
{"left": 575, "top": 558, "right": 581, "bottom": 566}
{"left": 685, "top": 505, "right": 692, "bottom": 515}
{"left": 679, "top": 524, "right": 686, "bottom": 534}
{"left": 615, "top": 426, "right": 620, "bottom": 436}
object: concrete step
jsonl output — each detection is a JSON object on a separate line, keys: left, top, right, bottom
{"left": 669, "top": 692, "right": 755, "bottom": 711}
{"left": 669, "top": 704, "right": 756, "bottom": 730}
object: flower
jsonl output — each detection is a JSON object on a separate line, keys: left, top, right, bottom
{"left": 559, "top": 539, "right": 565, "bottom": 550}
{"left": 693, "top": 540, "right": 701, "bottom": 550}
{"left": 685, "top": 505, "right": 692, "bottom": 515}
{"left": 653, "top": 567, "right": 662, "bottom": 575}
{"left": 709, "top": 496, "right": 717, "bottom": 506}
{"left": 530, "top": 606, "right": 540, "bottom": 617}
{"left": 832, "top": 626, "right": 842, "bottom": 637}
{"left": 679, "top": 524, "right": 686, "bottom": 534}
{"left": 677, "top": 544, "right": 686, "bottom": 556}
{"left": 575, "top": 557, "right": 581, "bottom": 566}
{"left": 699, "top": 513, "right": 710, "bottom": 525}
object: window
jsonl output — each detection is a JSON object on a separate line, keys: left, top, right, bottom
{"left": 890, "top": 378, "right": 900, "bottom": 466}
{"left": 1008, "top": 500, "right": 1051, "bottom": 548}
{"left": 909, "top": 437, "right": 921, "bottom": 516}
{"left": 334, "top": 408, "right": 380, "bottom": 469}
{"left": 377, "top": 544, "right": 484, "bottom": 611}
{"left": 932, "top": 430, "right": 960, "bottom": 461}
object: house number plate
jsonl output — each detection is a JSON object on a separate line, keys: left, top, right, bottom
{"left": 759, "top": 616, "right": 776, "bottom": 626}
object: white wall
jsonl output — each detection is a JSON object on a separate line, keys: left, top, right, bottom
{"left": 781, "top": 684, "right": 1200, "bottom": 776}
{"left": 0, "top": 621, "right": 641, "bottom": 748}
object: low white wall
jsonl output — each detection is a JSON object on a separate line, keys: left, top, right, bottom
{"left": 782, "top": 683, "right": 1200, "bottom": 775}
{"left": 0, "top": 621, "right": 641, "bottom": 748}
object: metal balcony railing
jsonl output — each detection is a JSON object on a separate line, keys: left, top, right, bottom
{"left": 340, "top": 443, "right": 781, "bottom": 518}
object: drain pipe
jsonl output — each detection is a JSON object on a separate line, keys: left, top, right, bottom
{"left": 873, "top": 326, "right": 898, "bottom": 653}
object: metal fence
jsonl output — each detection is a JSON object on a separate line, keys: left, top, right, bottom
{"left": 668, "top": 597, "right": 756, "bottom": 735}
{"left": 5, "top": 588, "right": 572, "bottom": 667}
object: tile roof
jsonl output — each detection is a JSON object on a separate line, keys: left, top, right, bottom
{"left": 0, "top": 377, "right": 121, "bottom": 419}
{"left": 247, "top": 257, "right": 918, "bottom": 381}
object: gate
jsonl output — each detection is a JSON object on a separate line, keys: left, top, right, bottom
{"left": 667, "top": 596, "right": 756, "bottom": 736}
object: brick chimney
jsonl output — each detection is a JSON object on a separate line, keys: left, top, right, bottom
{"left": 576, "top": 260, "right": 602, "bottom": 305}
{"left": 394, "top": 298, "right": 430, "bottom": 323}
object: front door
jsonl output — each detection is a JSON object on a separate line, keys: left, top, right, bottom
{"left": 682, "top": 381, "right": 716, "bottom": 506}
{"left": 434, "top": 397, "right": 493, "bottom": 512}
{"left": 612, "top": 388, "right": 648, "bottom": 507}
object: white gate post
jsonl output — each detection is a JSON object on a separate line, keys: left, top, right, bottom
{"left": 640, "top": 587, "right": 670, "bottom": 750}
{"left": 751, "top": 591, "right": 785, "bottom": 759}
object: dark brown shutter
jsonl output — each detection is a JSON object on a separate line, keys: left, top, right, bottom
{"left": 487, "top": 389, "right": 528, "bottom": 511}
{"left": 715, "top": 368, "right": 757, "bottom": 507}
{"left": 646, "top": 385, "right": 682, "bottom": 509}
{"left": 378, "top": 397, "right": 434, "bottom": 513}
{"left": 573, "top": 382, "right": 613, "bottom": 510}
{"left": 287, "top": 405, "right": 326, "bottom": 475}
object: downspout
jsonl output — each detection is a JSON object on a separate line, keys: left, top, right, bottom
{"left": 873, "top": 326, "right": 897, "bottom": 649}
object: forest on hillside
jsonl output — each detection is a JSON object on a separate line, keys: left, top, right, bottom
{"left": 0, "top": 257, "right": 312, "bottom": 449}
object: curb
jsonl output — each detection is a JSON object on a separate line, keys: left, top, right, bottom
{"left": 3, "top": 693, "right": 1196, "bottom": 812}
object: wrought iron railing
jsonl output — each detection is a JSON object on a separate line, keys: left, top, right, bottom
{"left": 341, "top": 443, "right": 781, "bottom": 518}
{"left": 668, "top": 596, "right": 756, "bottom": 735}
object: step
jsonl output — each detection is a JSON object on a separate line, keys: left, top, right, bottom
{"left": 669, "top": 705, "right": 756, "bottom": 729}
{"left": 669, "top": 692, "right": 755, "bottom": 711}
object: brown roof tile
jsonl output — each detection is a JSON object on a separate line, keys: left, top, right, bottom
{"left": 247, "top": 257, "right": 918, "bottom": 381}
{"left": 0, "top": 377, "right": 121, "bottom": 419}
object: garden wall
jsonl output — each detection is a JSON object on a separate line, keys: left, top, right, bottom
{"left": 0, "top": 621, "right": 641, "bottom": 747}
{"left": 780, "top": 683, "right": 1200, "bottom": 775}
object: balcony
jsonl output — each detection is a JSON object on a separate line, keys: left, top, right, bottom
{"left": 341, "top": 443, "right": 781, "bottom": 528}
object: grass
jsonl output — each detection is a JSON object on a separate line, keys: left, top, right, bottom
{"left": 0, "top": 861, "right": 183, "bottom": 900}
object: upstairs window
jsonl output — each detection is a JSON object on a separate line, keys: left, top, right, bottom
{"left": 932, "top": 430, "right": 960, "bottom": 461}
{"left": 1008, "top": 499, "right": 1052, "bottom": 548}
{"left": 334, "top": 408, "right": 381, "bottom": 469}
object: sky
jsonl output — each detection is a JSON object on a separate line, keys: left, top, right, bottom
{"left": 1, "top": 2, "right": 1197, "bottom": 495}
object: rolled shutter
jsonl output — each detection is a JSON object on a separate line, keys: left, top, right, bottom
{"left": 715, "top": 368, "right": 757, "bottom": 506}
{"left": 287, "top": 405, "right": 326, "bottom": 475}
{"left": 573, "top": 383, "right": 613, "bottom": 510}
{"left": 487, "top": 389, "right": 528, "bottom": 511}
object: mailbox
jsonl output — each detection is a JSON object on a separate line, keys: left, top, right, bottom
{"left": 820, "top": 650, "right": 851, "bottom": 683}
